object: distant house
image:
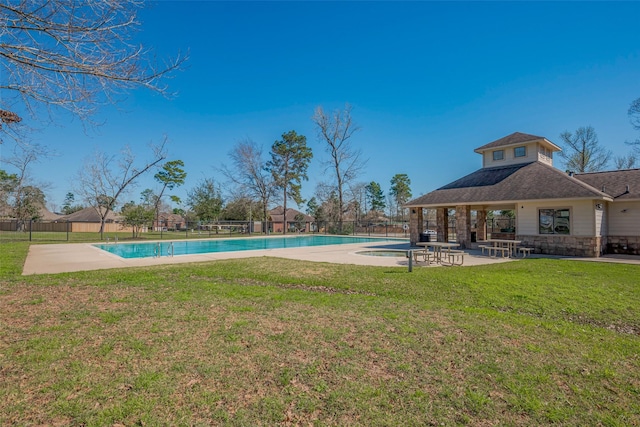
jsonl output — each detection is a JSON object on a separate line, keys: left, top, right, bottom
{"left": 268, "top": 206, "right": 315, "bottom": 233}
{"left": 0, "top": 205, "right": 63, "bottom": 232}
{"left": 60, "top": 206, "right": 122, "bottom": 222}
{"left": 405, "top": 132, "right": 640, "bottom": 256}
{"left": 59, "top": 206, "right": 128, "bottom": 233}
{"left": 39, "top": 207, "right": 63, "bottom": 221}
{"left": 0, "top": 204, "right": 61, "bottom": 221}
{"left": 153, "top": 212, "right": 186, "bottom": 231}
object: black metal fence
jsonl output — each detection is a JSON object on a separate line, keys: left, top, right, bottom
{"left": 0, "top": 219, "right": 414, "bottom": 242}
{"left": 0, "top": 217, "right": 518, "bottom": 243}
{"left": 0, "top": 220, "right": 71, "bottom": 242}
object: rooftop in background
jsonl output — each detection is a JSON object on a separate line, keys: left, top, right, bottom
{"left": 574, "top": 169, "right": 640, "bottom": 200}
{"left": 474, "top": 131, "right": 561, "bottom": 154}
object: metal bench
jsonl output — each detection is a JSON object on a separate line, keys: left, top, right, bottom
{"left": 478, "top": 245, "right": 491, "bottom": 255}
{"left": 413, "top": 248, "right": 435, "bottom": 265}
{"left": 489, "top": 246, "right": 510, "bottom": 258}
{"left": 518, "top": 247, "right": 534, "bottom": 258}
{"left": 479, "top": 245, "right": 509, "bottom": 258}
{"left": 442, "top": 249, "right": 465, "bottom": 266}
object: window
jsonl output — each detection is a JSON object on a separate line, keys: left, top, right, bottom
{"left": 492, "top": 150, "right": 504, "bottom": 161}
{"left": 514, "top": 146, "right": 526, "bottom": 157}
{"left": 539, "top": 209, "right": 570, "bottom": 234}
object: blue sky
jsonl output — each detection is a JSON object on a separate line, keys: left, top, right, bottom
{"left": 10, "top": 1, "right": 640, "bottom": 212}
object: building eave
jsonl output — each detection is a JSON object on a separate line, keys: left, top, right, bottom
{"left": 405, "top": 195, "right": 613, "bottom": 209}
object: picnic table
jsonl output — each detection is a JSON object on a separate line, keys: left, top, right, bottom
{"left": 479, "top": 239, "right": 522, "bottom": 258}
{"left": 416, "top": 241, "right": 464, "bottom": 265}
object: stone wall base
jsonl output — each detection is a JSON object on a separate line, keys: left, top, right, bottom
{"left": 606, "top": 236, "right": 640, "bottom": 255}
{"left": 517, "top": 235, "right": 604, "bottom": 257}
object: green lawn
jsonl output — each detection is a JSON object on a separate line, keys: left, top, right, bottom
{"left": 1, "top": 241, "right": 639, "bottom": 426}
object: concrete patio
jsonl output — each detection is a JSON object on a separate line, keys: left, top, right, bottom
{"left": 21, "top": 239, "right": 640, "bottom": 275}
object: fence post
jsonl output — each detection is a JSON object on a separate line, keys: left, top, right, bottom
{"left": 29, "top": 219, "right": 33, "bottom": 241}
{"left": 66, "top": 221, "right": 70, "bottom": 241}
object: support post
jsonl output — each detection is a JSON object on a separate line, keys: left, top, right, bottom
{"left": 455, "top": 205, "right": 471, "bottom": 249}
{"left": 437, "top": 208, "right": 449, "bottom": 242}
{"left": 409, "top": 207, "right": 423, "bottom": 246}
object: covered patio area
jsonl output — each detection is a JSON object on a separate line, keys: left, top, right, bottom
{"left": 407, "top": 204, "right": 516, "bottom": 249}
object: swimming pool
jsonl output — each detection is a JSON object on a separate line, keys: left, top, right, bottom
{"left": 94, "top": 235, "right": 404, "bottom": 259}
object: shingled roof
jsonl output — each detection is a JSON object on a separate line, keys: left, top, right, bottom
{"left": 39, "top": 207, "right": 62, "bottom": 221}
{"left": 269, "top": 206, "right": 315, "bottom": 222}
{"left": 474, "top": 132, "right": 560, "bottom": 152}
{"left": 574, "top": 168, "right": 640, "bottom": 201}
{"left": 60, "top": 207, "right": 122, "bottom": 222}
{"left": 405, "top": 161, "right": 610, "bottom": 207}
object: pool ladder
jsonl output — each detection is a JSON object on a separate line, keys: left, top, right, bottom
{"left": 155, "top": 242, "right": 174, "bottom": 258}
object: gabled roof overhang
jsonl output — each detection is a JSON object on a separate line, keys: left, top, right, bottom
{"left": 405, "top": 161, "right": 611, "bottom": 208}
{"left": 406, "top": 196, "right": 613, "bottom": 209}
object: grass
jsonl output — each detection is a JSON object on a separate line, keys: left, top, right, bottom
{"left": 1, "top": 241, "right": 639, "bottom": 425}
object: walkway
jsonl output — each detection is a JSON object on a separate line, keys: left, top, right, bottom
{"left": 22, "top": 240, "right": 639, "bottom": 275}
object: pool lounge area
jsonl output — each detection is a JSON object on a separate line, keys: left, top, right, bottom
{"left": 22, "top": 235, "right": 639, "bottom": 275}
{"left": 23, "top": 237, "right": 406, "bottom": 274}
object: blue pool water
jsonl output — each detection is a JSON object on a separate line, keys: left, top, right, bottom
{"left": 94, "top": 235, "right": 403, "bottom": 259}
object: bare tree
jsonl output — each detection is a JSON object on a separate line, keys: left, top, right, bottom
{"left": 629, "top": 97, "right": 640, "bottom": 132}
{"left": 221, "top": 139, "right": 276, "bottom": 233}
{"left": 1, "top": 142, "right": 51, "bottom": 229}
{"left": 0, "top": 0, "right": 186, "bottom": 129}
{"left": 75, "top": 138, "right": 167, "bottom": 235}
{"left": 313, "top": 182, "right": 340, "bottom": 223}
{"left": 614, "top": 154, "right": 637, "bottom": 170}
{"left": 346, "top": 181, "right": 367, "bottom": 223}
{"left": 627, "top": 97, "right": 640, "bottom": 154}
{"left": 312, "top": 104, "right": 366, "bottom": 229}
{"left": 559, "top": 126, "right": 611, "bottom": 173}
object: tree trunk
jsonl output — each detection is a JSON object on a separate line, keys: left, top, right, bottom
{"left": 282, "top": 188, "right": 287, "bottom": 235}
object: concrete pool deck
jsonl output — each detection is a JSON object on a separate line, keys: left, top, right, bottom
{"left": 22, "top": 240, "right": 640, "bottom": 275}
{"left": 22, "top": 240, "right": 514, "bottom": 275}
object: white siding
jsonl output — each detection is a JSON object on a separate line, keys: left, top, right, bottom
{"left": 607, "top": 201, "right": 640, "bottom": 236}
{"left": 516, "top": 203, "right": 538, "bottom": 235}
{"left": 517, "top": 200, "right": 595, "bottom": 236}
{"left": 481, "top": 142, "right": 557, "bottom": 168}
{"left": 483, "top": 142, "right": 539, "bottom": 168}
